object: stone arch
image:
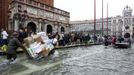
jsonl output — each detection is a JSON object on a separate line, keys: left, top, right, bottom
{"left": 27, "top": 22, "right": 37, "bottom": 33}
{"left": 60, "top": 26, "right": 65, "bottom": 33}
{"left": 46, "top": 25, "right": 53, "bottom": 34}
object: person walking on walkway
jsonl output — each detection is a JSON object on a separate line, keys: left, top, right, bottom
{"left": 127, "top": 37, "right": 131, "bottom": 48}
{"left": 112, "top": 35, "right": 116, "bottom": 46}
{"left": 1, "top": 28, "right": 8, "bottom": 45}
{"left": 6, "top": 31, "right": 29, "bottom": 64}
{"left": 104, "top": 36, "right": 109, "bottom": 48}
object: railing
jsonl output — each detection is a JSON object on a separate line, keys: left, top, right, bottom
{"left": 11, "top": 0, "right": 70, "bottom": 17}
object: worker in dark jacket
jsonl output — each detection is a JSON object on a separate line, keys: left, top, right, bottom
{"left": 6, "top": 31, "right": 27, "bottom": 63}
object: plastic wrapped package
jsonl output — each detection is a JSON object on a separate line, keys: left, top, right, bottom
{"left": 46, "top": 43, "right": 54, "bottom": 51}
{"left": 30, "top": 42, "right": 44, "bottom": 53}
{"left": 27, "top": 42, "right": 45, "bottom": 58}
{"left": 26, "top": 48, "right": 37, "bottom": 58}
{"left": 37, "top": 32, "right": 49, "bottom": 43}
{"left": 26, "top": 32, "right": 55, "bottom": 58}
{"left": 39, "top": 43, "right": 54, "bottom": 56}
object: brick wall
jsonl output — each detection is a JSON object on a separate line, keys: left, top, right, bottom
{"left": 0, "top": 0, "right": 10, "bottom": 30}
{"left": 38, "top": 0, "right": 54, "bottom": 6}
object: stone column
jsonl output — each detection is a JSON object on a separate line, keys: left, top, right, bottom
{"left": 14, "top": 20, "right": 19, "bottom": 31}
{"left": 66, "top": 24, "right": 70, "bottom": 33}
{"left": 54, "top": 25, "right": 58, "bottom": 33}
{"left": 58, "top": 22, "right": 62, "bottom": 33}
{"left": 8, "top": 19, "right": 12, "bottom": 31}
{"left": 39, "top": 22, "right": 42, "bottom": 32}
{"left": 53, "top": 21, "right": 59, "bottom": 33}
{"left": 44, "top": 20, "right": 48, "bottom": 32}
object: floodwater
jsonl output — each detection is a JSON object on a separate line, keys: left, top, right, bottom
{"left": 0, "top": 45, "right": 134, "bottom": 75}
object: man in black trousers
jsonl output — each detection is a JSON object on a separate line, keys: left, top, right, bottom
{"left": 6, "top": 31, "right": 30, "bottom": 64}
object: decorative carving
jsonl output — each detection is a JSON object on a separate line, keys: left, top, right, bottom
{"left": 43, "top": 19, "right": 48, "bottom": 23}
{"left": 54, "top": 21, "right": 58, "bottom": 25}
{"left": 13, "top": 13, "right": 21, "bottom": 20}
{"left": 38, "top": 18, "right": 43, "bottom": 22}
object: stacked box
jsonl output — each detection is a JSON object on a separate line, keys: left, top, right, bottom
{"left": 24, "top": 32, "right": 54, "bottom": 59}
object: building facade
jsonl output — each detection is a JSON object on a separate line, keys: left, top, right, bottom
{"left": 70, "top": 18, "right": 111, "bottom": 35}
{"left": 0, "top": 0, "right": 54, "bottom": 30}
{"left": 8, "top": 0, "right": 70, "bottom": 34}
{"left": 111, "top": 6, "right": 134, "bottom": 38}
{"left": 111, "top": 16, "right": 123, "bottom": 36}
{"left": 71, "top": 6, "right": 134, "bottom": 38}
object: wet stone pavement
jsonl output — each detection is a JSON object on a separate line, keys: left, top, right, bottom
{"left": 0, "top": 44, "right": 134, "bottom": 75}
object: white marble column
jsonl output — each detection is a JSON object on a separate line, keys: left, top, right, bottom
{"left": 54, "top": 25, "right": 58, "bottom": 33}
{"left": 39, "top": 23, "right": 42, "bottom": 32}
{"left": 14, "top": 20, "right": 19, "bottom": 31}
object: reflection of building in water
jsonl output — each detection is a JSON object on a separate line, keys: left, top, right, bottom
{"left": 8, "top": 0, "right": 70, "bottom": 34}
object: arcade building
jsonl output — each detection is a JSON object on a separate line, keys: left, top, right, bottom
{"left": 8, "top": 0, "right": 70, "bottom": 34}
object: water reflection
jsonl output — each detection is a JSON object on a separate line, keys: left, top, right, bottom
{"left": 28, "top": 45, "right": 134, "bottom": 75}
{"left": 0, "top": 45, "right": 134, "bottom": 75}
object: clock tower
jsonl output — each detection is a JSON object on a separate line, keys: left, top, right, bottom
{"left": 122, "top": 6, "right": 132, "bottom": 38}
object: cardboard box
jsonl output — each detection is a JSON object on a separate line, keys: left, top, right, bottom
{"left": 32, "top": 35, "right": 43, "bottom": 43}
{"left": 24, "top": 37, "right": 34, "bottom": 48}
{"left": 40, "top": 48, "right": 51, "bottom": 56}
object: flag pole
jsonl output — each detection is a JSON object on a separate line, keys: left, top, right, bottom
{"left": 102, "top": 0, "right": 104, "bottom": 36}
{"left": 94, "top": 0, "right": 96, "bottom": 37}
{"left": 107, "top": 2, "right": 109, "bottom": 35}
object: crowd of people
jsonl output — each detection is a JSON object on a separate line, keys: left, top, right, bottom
{"left": 0, "top": 28, "right": 133, "bottom": 47}
{"left": 0, "top": 28, "right": 133, "bottom": 48}
{"left": 0, "top": 28, "right": 133, "bottom": 64}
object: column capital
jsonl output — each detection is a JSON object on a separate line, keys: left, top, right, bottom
{"left": 43, "top": 19, "right": 48, "bottom": 23}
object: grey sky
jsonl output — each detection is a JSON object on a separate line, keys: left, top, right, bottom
{"left": 54, "top": 0, "right": 134, "bottom": 21}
